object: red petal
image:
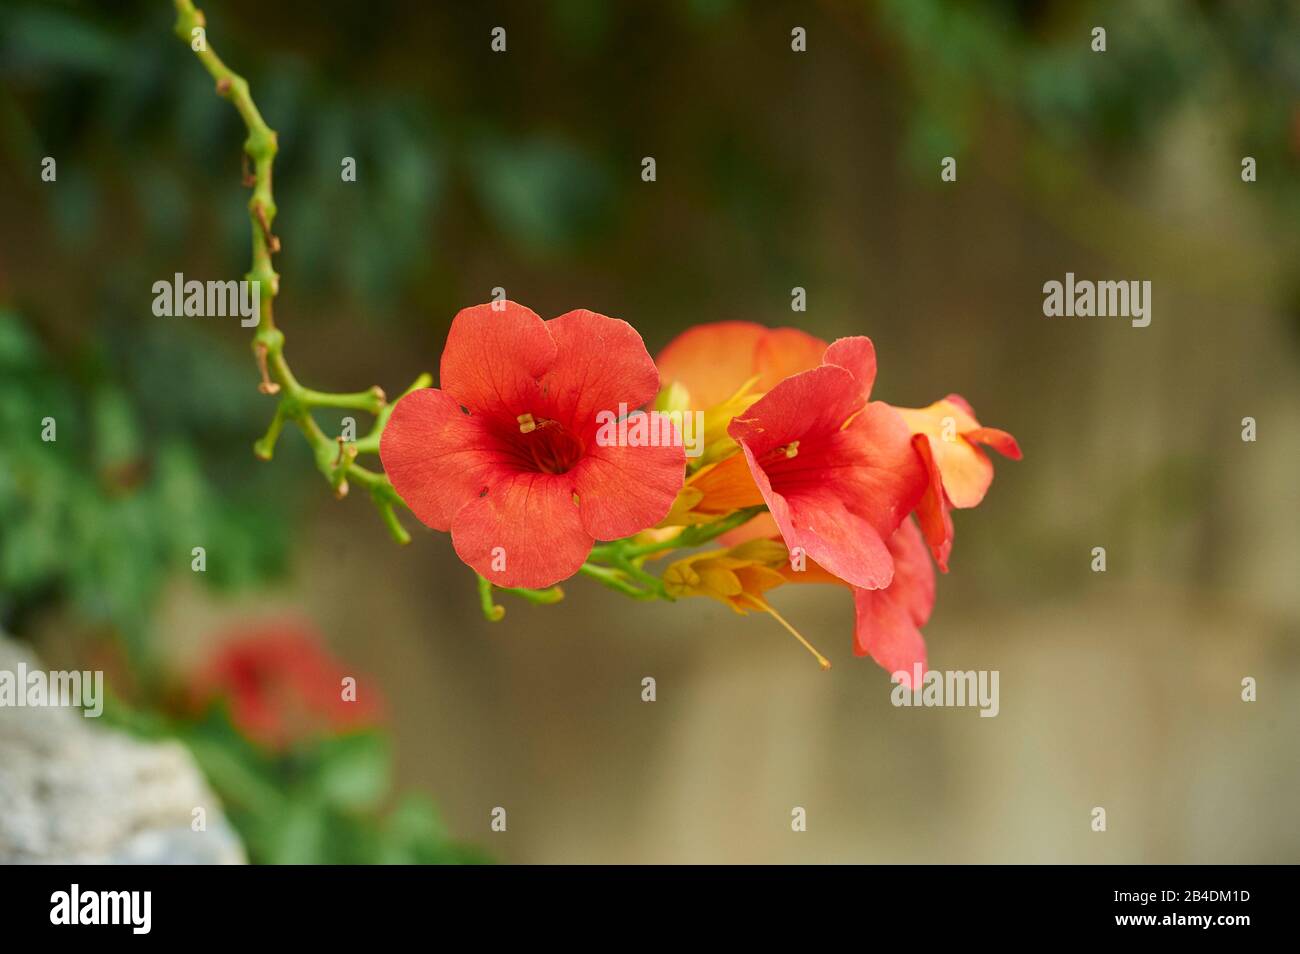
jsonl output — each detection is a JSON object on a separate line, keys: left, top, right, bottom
{"left": 729, "top": 364, "right": 862, "bottom": 458}
{"left": 571, "top": 439, "right": 685, "bottom": 540}
{"left": 755, "top": 471, "right": 894, "bottom": 589}
{"left": 823, "top": 336, "right": 877, "bottom": 400}
{"left": 911, "top": 434, "right": 953, "bottom": 572}
{"left": 542, "top": 309, "right": 661, "bottom": 440}
{"left": 852, "top": 519, "right": 935, "bottom": 682}
{"left": 965, "top": 426, "right": 1023, "bottom": 461}
{"left": 379, "top": 387, "right": 510, "bottom": 531}
{"left": 450, "top": 471, "right": 591, "bottom": 588}
{"left": 730, "top": 368, "right": 925, "bottom": 590}
{"left": 827, "top": 402, "right": 928, "bottom": 540}
{"left": 439, "top": 301, "right": 555, "bottom": 421}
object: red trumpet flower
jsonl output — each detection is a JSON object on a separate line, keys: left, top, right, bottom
{"left": 380, "top": 302, "right": 685, "bottom": 588}
{"left": 727, "top": 337, "right": 927, "bottom": 591}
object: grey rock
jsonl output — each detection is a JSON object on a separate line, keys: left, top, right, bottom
{"left": 0, "top": 635, "right": 245, "bottom": 864}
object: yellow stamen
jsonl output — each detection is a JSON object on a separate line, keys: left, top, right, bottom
{"left": 783, "top": 440, "right": 800, "bottom": 459}
{"left": 517, "top": 412, "right": 537, "bottom": 434}
{"left": 747, "top": 596, "right": 830, "bottom": 670}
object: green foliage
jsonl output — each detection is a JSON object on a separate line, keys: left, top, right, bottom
{"left": 0, "top": 1, "right": 446, "bottom": 316}
{"left": 0, "top": 310, "right": 294, "bottom": 660}
{"left": 470, "top": 134, "right": 614, "bottom": 257}
{"left": 879, "top": 0, "right": 1300, "bottom": 213}
{"left": 132, "top": 705, "right": 486, "bottom": 865}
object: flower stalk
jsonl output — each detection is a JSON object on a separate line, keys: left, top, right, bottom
{"left": 172, "top": 0, "right": 419, "bottom": 544}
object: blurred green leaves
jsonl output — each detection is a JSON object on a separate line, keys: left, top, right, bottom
{"left": 312, "top": 732, "right": 391, "bottom": 810}
{"left": 172, "top": 707, "right": 484, "bottom": 864}
{"left": 0, "top": 6, "right": 126, "bottom": 76}
{"left": 0, "top": 310, "right": 293, "bottom": 659}
{"left": 877, "top": 0, "right": 1300, "bottom": 197}
{"left": 470, "top": 133, "right": 613, "bottom": 256}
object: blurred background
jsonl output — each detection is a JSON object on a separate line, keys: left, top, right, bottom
{"left": 1, "top": 0, "right": 1297, "bottom": 863}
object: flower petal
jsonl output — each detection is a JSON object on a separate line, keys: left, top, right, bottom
{"left": 753, "top": 328, "right": 830, "bottom": 390}
{"left": 831, "top": 402, "right": 927, "bottom": 543}
{"left": 439, "top": 301, "right": 555, "bottom": 420}
{"left": 690, "top": 453, "right": 766, "bottom": 515}
{"left": 894, "top": 396, "right": 997, "bottom": 509}
{"left": 379, "top": 387, "right": 508, "bottom": 531}
{"left": 822, "top": 336, "right": 877, "bottom": 400}
{"left": 542, "top": 309, "right": 662, "bottom": 440}
{"left": 965, "top": 426, "right": 1023, "bottom": 461}
{"left": 729, "top": 367, "right": 924, "bottom": 589}
{"left": 656, "top": 321, "right": 770, "bottom": 410}
{"left": 756, "top": 474, "right": 895, "bottom": 589}
{"left": 718, "top": 510, "right": 782, "bottom": 547}
{"left": 729, "top": 364, "right": 862, "bottom": 457}
{"left": 450, "top": 471, "right": 591, "bottom": 589}
{"left": 852, "top": 519, "right": 935, "bottom": 683}
{"left": 911, "top": 433, "right": 953, "bottom": 572}
{"left": 571, "top": 439, "right": 685, "bottom": 540}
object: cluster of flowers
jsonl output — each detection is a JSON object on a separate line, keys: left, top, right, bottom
{"left": 380, "top": 303, "right": 1020, "bottom": 680}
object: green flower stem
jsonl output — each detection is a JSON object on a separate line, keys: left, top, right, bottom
{"left": 353, "top": 373, "right": 432, "bottom": 456}
{"left": 476, "top": 575, "right": 506, "bottom": 621}
{"left": 475, "top": 506, "right": 767, "bottom": 614}
{"left": 607, "top": 551, "right": 671, "bottom": 600}
{"left": 579, "top": 562, "right": 659, "bottom": 600}
{"left": 252, "top": 401, "right": 287, "bottom": 460}
{"left": 172, "top": 0, "right": 420, "bottom": 542}
{"left": 372, "top": 490, "right": 411, "bottom": 545}
{"left": 588, "top": 505, "right": 767, "bottom": 562}
{"left": 503, "top": 584, "right": 565, "bottom": 605}
{"left": 298, "top": 386, "right": 387, "bottom": 414}
{"left": 476, "top": 573, "right": 565, "bottom": 621}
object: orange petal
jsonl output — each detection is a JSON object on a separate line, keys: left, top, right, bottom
{"left": 718, "top": 510, "right": 782, "bottom": 547}
{"left": 753, "top": 328, "right": 829, "bottom": 390}
{"left": 780, "top": 555, "right": 848, "bottom": 587}
{"left": 689, "top": 453, "right": 765, "bottom": 513}
{"left": 656, "top": 321, "right": 769, "bottom": 410}
{"left": 658, "top": 322, "right": 829, "bottom": 411}
{"left": 894, "top": 397, "right": 997, "bottom": 509}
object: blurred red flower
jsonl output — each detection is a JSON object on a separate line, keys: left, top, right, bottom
{"left": 187, "top": 621, "right": 382, "bottom": 749}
